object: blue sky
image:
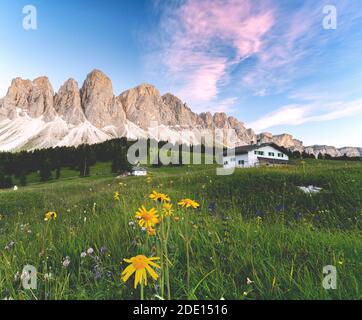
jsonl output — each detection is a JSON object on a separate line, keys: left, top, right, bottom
{"left": 0, "top": 0, "right": 362, "bottom": 147}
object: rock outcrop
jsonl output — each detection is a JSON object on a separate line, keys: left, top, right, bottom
{"left": 258, "top": 132, "right": 304, "bottom": 152}
{"left": 3, "top": 77, "right": 56, "bottom": 121}
{"left": 119, "top": 83, "right": 171, "bottom": 128}
{"left": 54, "top": 79, "right": 85, "bottom": 125}
{"left": 305, "top": 145, "right": 362, "bottom": 158}
{"left": 81, "top": 70, "right": 126, "bottom": 133}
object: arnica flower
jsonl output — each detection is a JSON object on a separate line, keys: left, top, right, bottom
{"left": 135, "top": 206, "right": 159, "bottom": 229}
{"left": 162, "top": 203, "right": 174, "bottom": 216}
{"left": 149, "top": 191, "right": 170, "bottom": 203}
{"left": 44, "top": 211, "right": 57, "bottom": 221}
{"left": 114, "top": 192, "right": 121, "bottom": 201}
{"left": 178, "top": 199, "right": 200, "bottom": 209}
{"left": 121, "top": 255, "right": 160, "bottom": 289}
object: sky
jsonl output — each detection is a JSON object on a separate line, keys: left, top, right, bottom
{"left": 0, "top": 0, "right": 362, "bottom": 147}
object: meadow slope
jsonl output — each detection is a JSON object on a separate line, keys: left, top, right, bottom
{"left": 0, "top": 160, "right": 361, "bottom": 300}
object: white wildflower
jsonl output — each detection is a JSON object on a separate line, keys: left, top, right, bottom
{"left": 62, "top": 256, "right": 71, "bottom": 268}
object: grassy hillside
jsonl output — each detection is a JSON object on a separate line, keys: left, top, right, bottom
{"left": 0, "top": 159, "right": 361, "bottom": 300}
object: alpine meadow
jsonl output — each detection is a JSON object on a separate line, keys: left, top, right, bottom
{"left": 1, "top": 0, "right": 362, "bottom": 304}
{"left": 0, "top": 158, "right": 361, "bottom": 300}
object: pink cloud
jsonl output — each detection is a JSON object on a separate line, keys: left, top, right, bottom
{"left": 153, "top": 0, "right": 275, "bottom": 108}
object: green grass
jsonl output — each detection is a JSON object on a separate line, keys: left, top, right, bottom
{"left": 0, "top": 159, "right": 361, "bottom": 300}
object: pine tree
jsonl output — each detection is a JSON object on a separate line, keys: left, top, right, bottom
{"left": 112, "top": 147, "right": 132, "bottom": 174}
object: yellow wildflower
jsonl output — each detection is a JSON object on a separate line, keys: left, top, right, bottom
{"left": 178, "top": 198, "right": 200, "bottom": 209}
{"left": 121, "top": 255, "right": 160, "bottom": 288}
{"left": 114, "top": 192, "right": 121, "bottom": 201}
{"left": 44, "top": 211, "right": 57, "bottom": 221}
{"left": 149, "top": 191, "right": 170, "bottom": 203}
{"left": 135, "top": 206, "right": 159, "bottom": 229}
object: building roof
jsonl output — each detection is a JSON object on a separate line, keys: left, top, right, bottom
{"left": 223, "top": 143, "right": 287, "bottom": 156}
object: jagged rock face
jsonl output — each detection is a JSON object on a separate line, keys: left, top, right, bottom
{"left": 338, "top": 147, "right": 361, "bottom": 157}
{"left": 162, "top": 93, "right": 199, "bottom": 127}
{"left": 54, "top": 79, "right": 85, "bottom": 125}
{"left": 227, "top": 116, "right": 256, "bottom": 145}
{"left": 3, "top": 77, "right": 56, "bottom": 121}
{"left": 206, "top": 113, "right": 254, "bottom": 146}
{"left": 199, "top": 112, "right": 213, "bottom": 127}
{"left": 120, "top": 83, "right": 167, "bottom": 129}
{"left": 81, "top": 70, "right": 126, "bottom": 130}
{"left": 258, "top": 133, "right": 304, "bottom": 152}
{"left": 305, "top": 145, "right": 341, "bottom": 158}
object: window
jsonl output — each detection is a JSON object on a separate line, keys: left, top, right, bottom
{"left": 224, "top": 161, "right": 229, "bottom": 165}
{"left": 238, "top": 160, "right": 245, "bottom": 165}
{"left": 254, "top": 151, "right": 264, "bottom": 156}
{"left": 268, "top": 152, "right": 275, "bottom": 157}
{"left": 278, "top": 153, "right": 284, "bottom": 158}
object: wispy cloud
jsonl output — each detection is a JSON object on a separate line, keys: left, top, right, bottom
{"left": 148, "top": 0, "right": 275, "bottom": 109}
{"left": 241, "top": 1, "right": 362, "bottom": 96}
{"left": 248, "top": 99, "right": 362, "bottom": 131}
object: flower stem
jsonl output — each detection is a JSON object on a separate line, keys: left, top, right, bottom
{"left": 164, "top": 217, "right": 171, "bottom": 300}
{"left": 140, "top": 282, "right": 144, "bottom": 300}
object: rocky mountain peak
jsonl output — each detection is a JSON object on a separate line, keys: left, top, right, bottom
{"left": 4, "top": 76, "right": 56, "bottom": 121}
{"left": 133, "top": 83, "right": 161, "bottom": 97}
{"left": 5, "top": 78, "right": 33, "bottom": 109}
{"left": 54, "top": 79, "right": 85, "bottom": 125}
{"left": 119, "top": 83, "right": 165, "bottom": 129}
{"left": 81, "top": 69, "right": 114, "bottom": 99}
{"left": 81, "top": 70, "right": 126, "bottom": 129}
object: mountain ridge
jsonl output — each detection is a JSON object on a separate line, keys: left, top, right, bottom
{"left": 0, "top": 69, "right": 360, "bottom": 157}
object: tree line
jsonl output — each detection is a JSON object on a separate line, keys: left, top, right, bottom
{"left": 0, "top": 138, "right": 193, "bottom": 189}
